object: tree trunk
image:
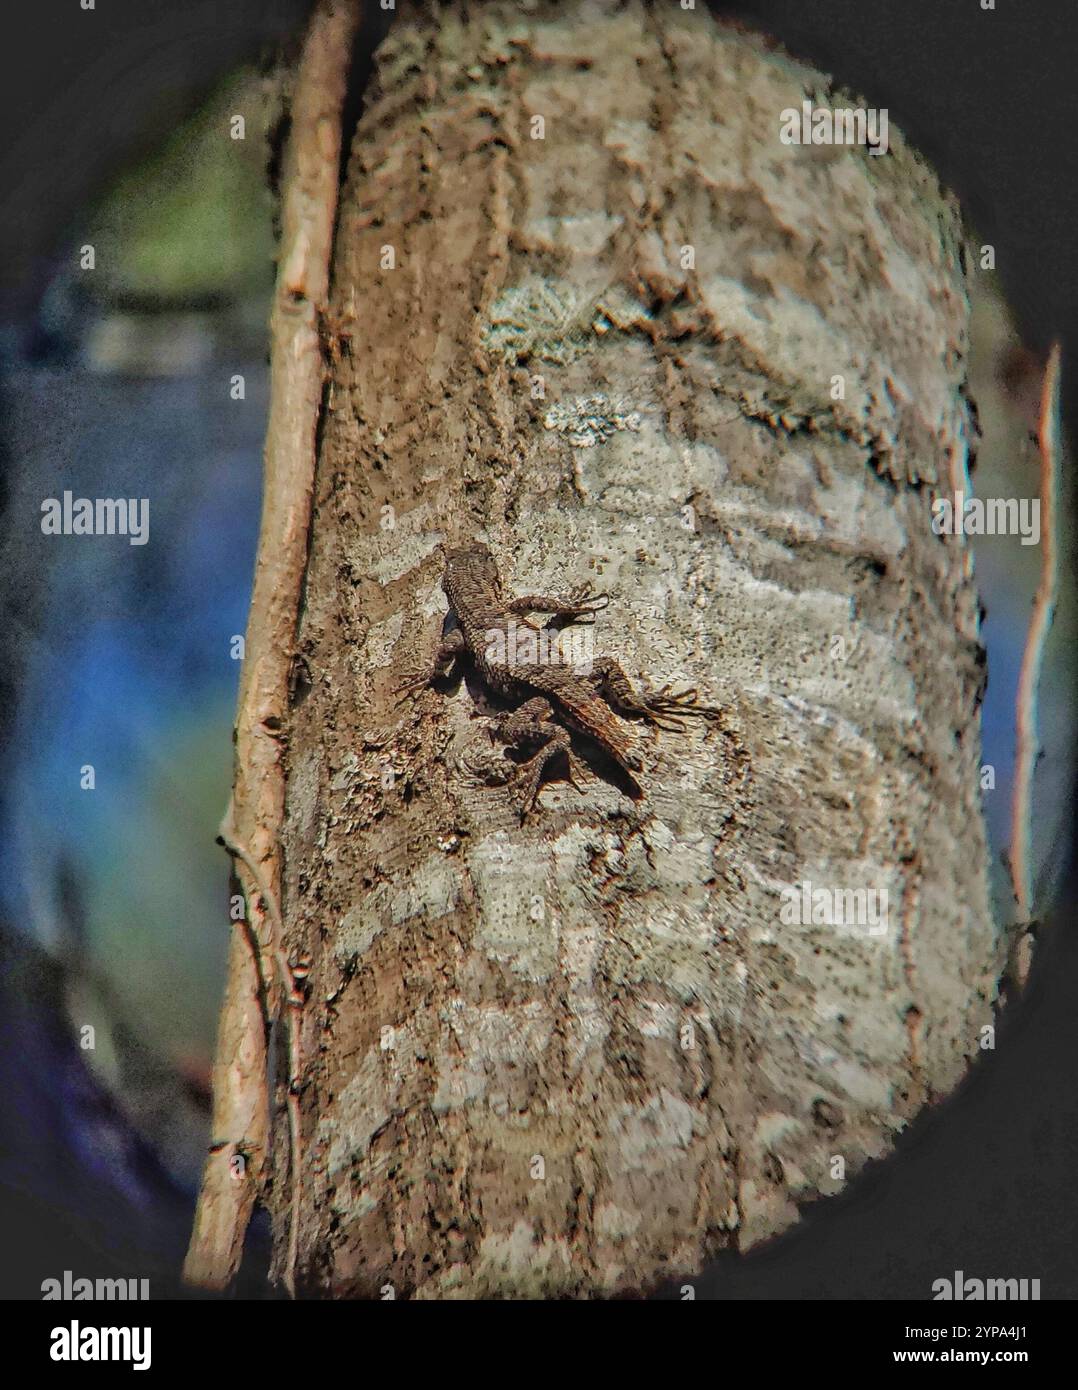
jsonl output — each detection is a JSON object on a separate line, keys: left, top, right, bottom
{"left": 241, "top": 0, "right": 1004, "bottom": 1297}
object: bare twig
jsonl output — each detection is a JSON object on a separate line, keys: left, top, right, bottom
{"left": 183, "top": 0, "right": 360, "bottom": 1295}
{"left": 1009, "top": 340, "right": 1062, "bottom": 942}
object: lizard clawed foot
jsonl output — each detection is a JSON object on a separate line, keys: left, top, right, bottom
{"left": 514, "top": 745, "right": 561, "bottom": 821}
{"left": 641, "top": 684, "right": 723, "bottom": 731}
{"left": 508, "top": 582, "right": 610, "bottom": 626}
{"left": 562, "top": 582, "right": 610, "bottom": 622}
{"left": 514, "top": 746, "right": 590, "bottom": 820}
{"left": 395, "top": 633, "right": 465, "bottom": 705}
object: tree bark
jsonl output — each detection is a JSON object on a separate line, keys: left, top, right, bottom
{"left": 259, "top": 0, "right": 1003, "bottom": 1297}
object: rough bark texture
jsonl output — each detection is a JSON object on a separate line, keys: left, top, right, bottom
{"left": 275, "top": 0, "right": 1004, "bottom": 1297}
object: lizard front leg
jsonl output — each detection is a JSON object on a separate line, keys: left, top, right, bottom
{"left": 587, "top": 656, "right": 722, "bottom": 731}
{"left": 394, "top": 626, "right": 466, "bottom": 698}
{"left": 507, "top": 580, "right": 609, "bottom": 625}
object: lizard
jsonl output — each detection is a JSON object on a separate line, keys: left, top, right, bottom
{"left": 400, "top": 541, "right": 720, "bottom": 816}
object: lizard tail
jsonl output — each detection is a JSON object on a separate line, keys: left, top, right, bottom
{"left": 550, "top": 685, "right": 644, "bottom": 787}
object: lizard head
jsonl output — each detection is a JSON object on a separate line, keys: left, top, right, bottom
{"left": 443, "top": 542, "right": 500, "bottom": 600}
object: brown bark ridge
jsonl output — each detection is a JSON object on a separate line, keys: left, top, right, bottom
{"left": 272, "top": 0, "right": 1004, "bottom": 1296}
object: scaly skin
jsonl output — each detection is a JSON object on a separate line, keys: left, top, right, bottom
{"left": 407, "top": 542, "right": 720, "bottom": 816}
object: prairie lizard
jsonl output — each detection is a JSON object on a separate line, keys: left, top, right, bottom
{"left": 402, "top": 542, "right": 720, "bottom": 816}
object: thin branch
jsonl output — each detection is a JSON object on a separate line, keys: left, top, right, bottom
{"left": 1009, "top": 340, "right": 1062, "bottom": 936}
{"left": 183, "top": 0, "right": 360, "bottom": 1294}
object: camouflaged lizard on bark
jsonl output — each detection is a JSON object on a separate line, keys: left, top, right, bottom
{"left": 401, "top": 543, "right": 720, "bottom": 817}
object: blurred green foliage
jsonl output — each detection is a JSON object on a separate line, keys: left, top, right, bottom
{"left": 85, "top": 70, "right": 276, "bottom": 304}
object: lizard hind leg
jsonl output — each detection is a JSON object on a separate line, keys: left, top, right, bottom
{"left": 588, "top": 657, "right": 722, "bottom": 731}
{"left": 493, "top": 696, "right": 581, "bottom": 818}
